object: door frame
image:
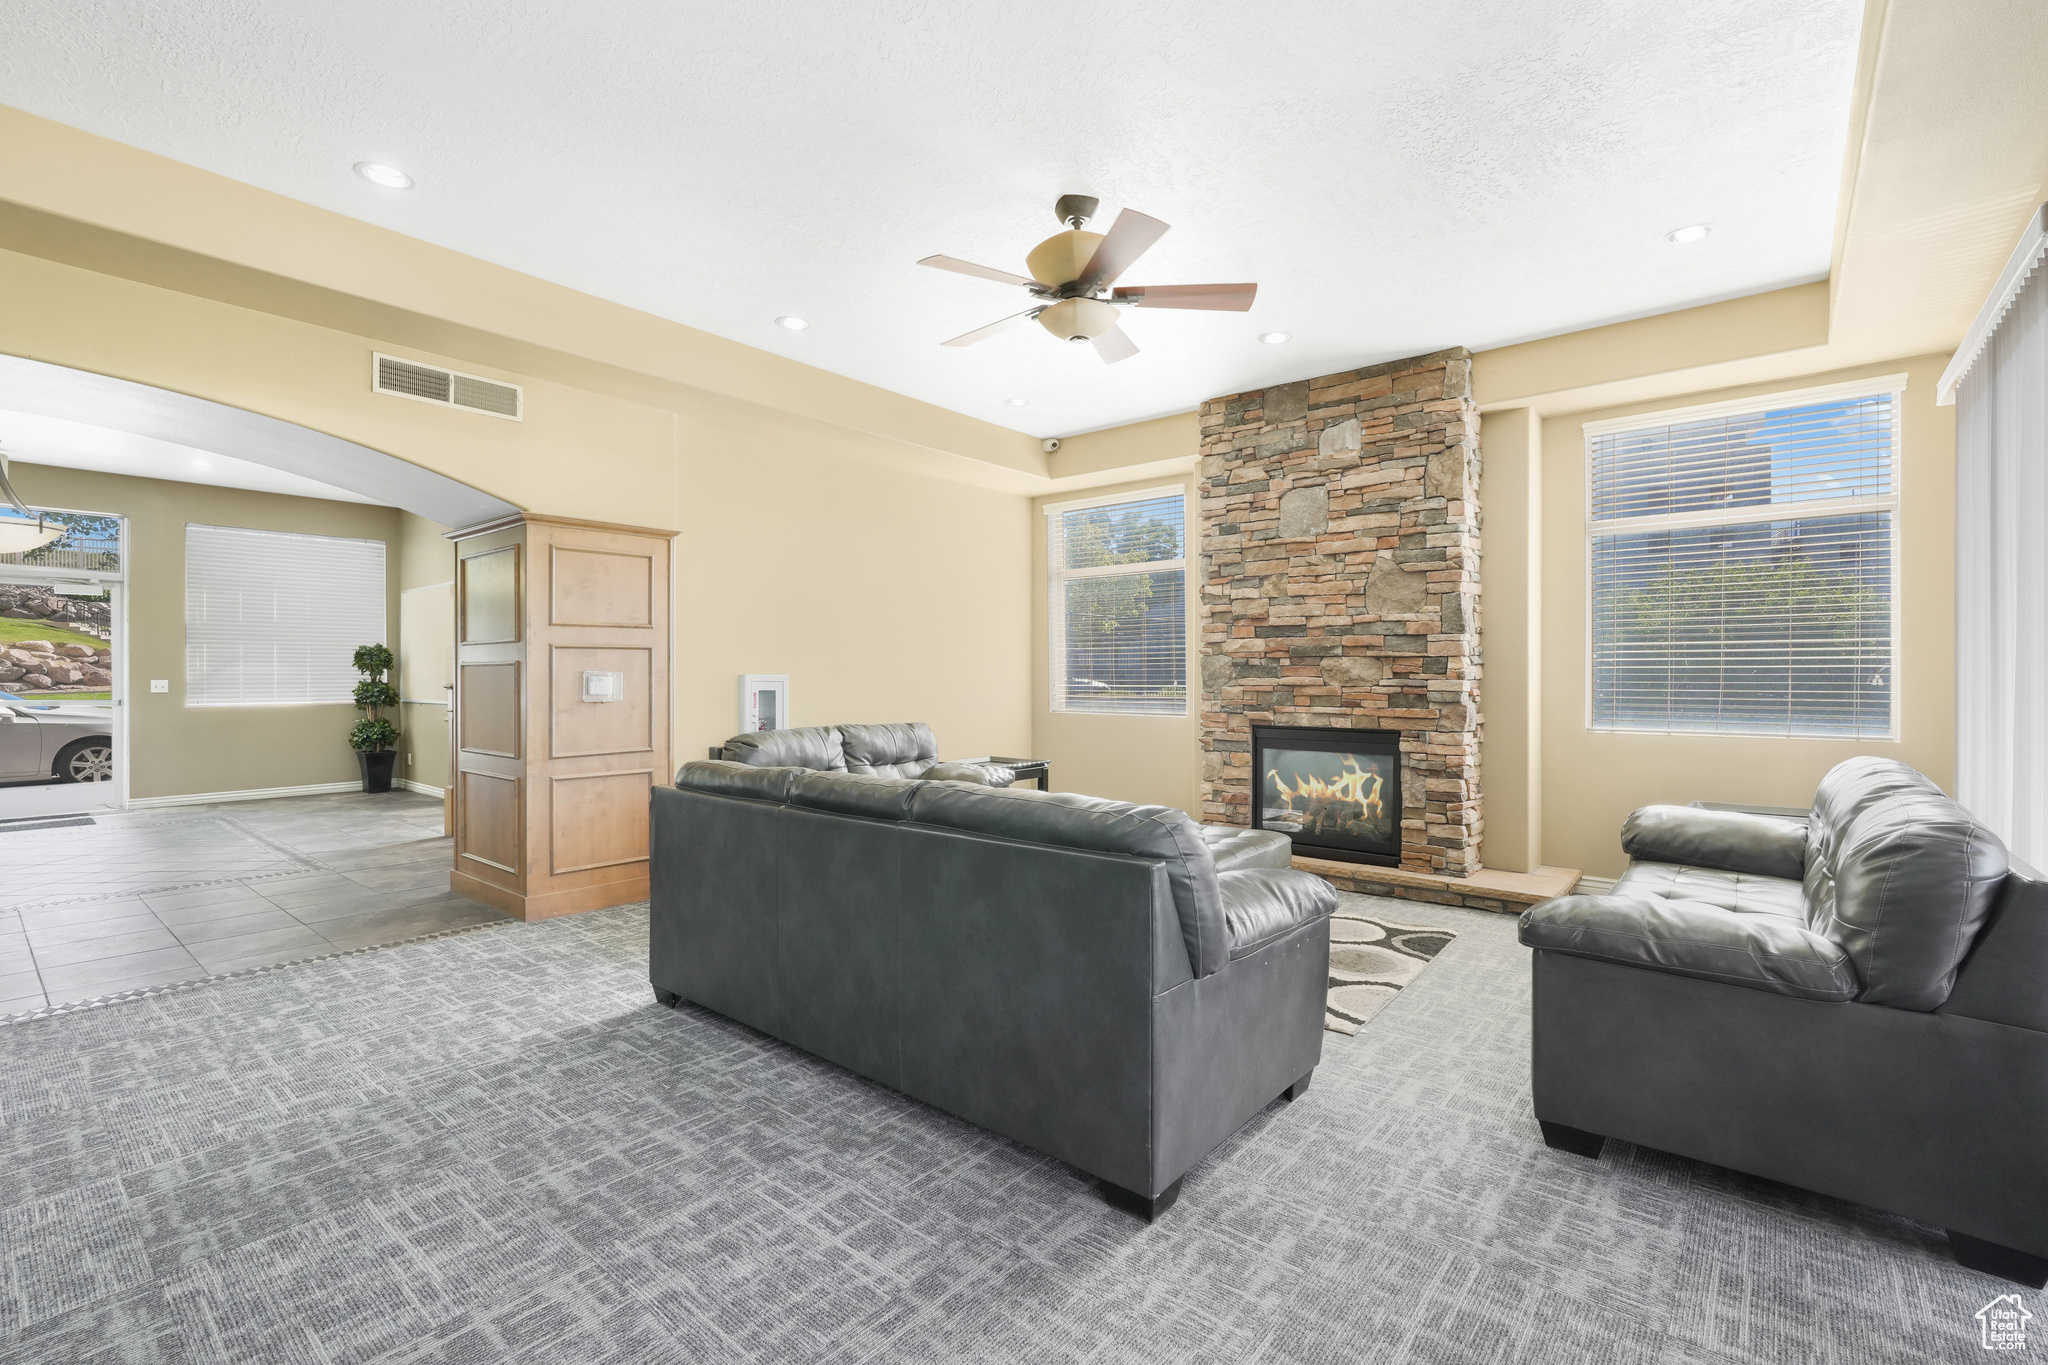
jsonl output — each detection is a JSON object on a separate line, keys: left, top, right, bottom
{"left": 0, "top": 514, "right": 129, "bottom": 815}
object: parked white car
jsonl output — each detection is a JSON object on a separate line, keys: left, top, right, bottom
{"left": 0, "top": 692, "right": 113, "bottom": 783}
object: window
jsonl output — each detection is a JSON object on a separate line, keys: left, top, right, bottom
{"left": 1586, "top": 378, "right": 1901, "bottom": 738}
{"left": 186, "top": 524, "right": 387, "bottom": 706}
{"left": 1048, "top": 488, "right": 1187, "bottom": 715}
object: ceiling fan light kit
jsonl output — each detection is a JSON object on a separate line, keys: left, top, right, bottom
{"left": 920, "top": 194, "right": 1257, "bottom": 365}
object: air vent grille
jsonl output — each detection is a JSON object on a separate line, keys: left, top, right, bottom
{"left": 373, "top": 353, "right": 522, "bottom": 421}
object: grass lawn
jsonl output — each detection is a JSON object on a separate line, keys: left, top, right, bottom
{"left": 0, "top": 619, "right": 106, "bottom": 651}
{"left": 15, "top": 691, "right": 111, "bottom": 702}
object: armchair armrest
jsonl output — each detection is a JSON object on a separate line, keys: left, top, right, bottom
{"left": 1518, "top": 894, "right": 1858, "bottom": 1001}
{"left": 1621, "top": 805, "right": 1807, "bottom": 880}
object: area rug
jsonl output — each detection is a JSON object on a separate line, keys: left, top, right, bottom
{"left": 1325, "top": 911, "right": 1458, "bottom": 1034}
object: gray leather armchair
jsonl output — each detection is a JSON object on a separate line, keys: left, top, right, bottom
{"left": 1518, "top": 757, "right": 2048, "bottom": 1284}
{"left": 650, "top": 761, "right": 1335, "bottom": 1219}
{"left": 718, "top": 721, "right": 1018, "bottom": 786}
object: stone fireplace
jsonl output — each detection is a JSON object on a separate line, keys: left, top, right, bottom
{"left": 1198, "top": 348, "right": 1482, "bottom": 877}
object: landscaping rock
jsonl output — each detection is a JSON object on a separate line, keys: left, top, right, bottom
{"left": 81, "top": 669, "right": 112, "bottom": 686}
{"left": 45, "top": 667, "right": 84, "bottom": 685}
{"left": 55, "top": 644, "right": 96, "bottom": 658}
{"left": 19, "top": 674, "right": 51, "bottom": 689}
{"left": 12, "top": 641, "right": 52, "bottom": 654}
{"left": 0, "top": 667, "right": 21, "bottom": 682}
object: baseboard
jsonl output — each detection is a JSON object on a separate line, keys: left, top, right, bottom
{"left": 398, "top": 778, "right": 445, "bottom": 798}
{"left": 127, "top": 781, "right": 366, "bottom": 809}
{"left": 1575, "top": 875, "right": 1618, "bottom": 894}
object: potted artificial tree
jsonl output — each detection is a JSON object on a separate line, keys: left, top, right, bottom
{"left": 350, "top": 644, "right": 401, "bottom": 793}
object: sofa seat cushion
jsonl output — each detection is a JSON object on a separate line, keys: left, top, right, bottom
{"left": 1614, "top": 862, "right": 1805, "bottom": 919}
{"left": 908, "top": 783, "right": 1229, "bottom": 978}
{"left": 1520, "top": 893, "right": 1859, "bottom": 1001}
{"left": 1199, "top": 825, "right": 1295, "bottom": 873}
{"left": 1220, "top": 869, "right": 1336, "bottom": 959}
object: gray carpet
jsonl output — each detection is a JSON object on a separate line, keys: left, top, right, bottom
{"left": 0, "top": 892, "right": 2023, "bottom": 1363}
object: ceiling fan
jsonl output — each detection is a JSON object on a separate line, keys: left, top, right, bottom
{"left": 918, "top": 194, "right": 1256, "bottom": 365}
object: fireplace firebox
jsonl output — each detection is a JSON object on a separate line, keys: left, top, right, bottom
{"left": 1251, "top": 725, "right": 1401, "bottom": 866}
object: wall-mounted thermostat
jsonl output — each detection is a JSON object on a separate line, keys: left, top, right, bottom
{"left": 581, "top": 670, "right": 626, "bottom": 703}
{"left": 740, "top": 674, "right": 789, "bottom": 732}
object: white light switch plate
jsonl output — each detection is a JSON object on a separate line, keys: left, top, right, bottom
{"left": 149, "top": 679, "right": 169, "bottom": 693}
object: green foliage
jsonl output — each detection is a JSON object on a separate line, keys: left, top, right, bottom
{"left": 1605, "top": 557, "right": 1886, "bottom": 647}
{"left": 352, "top": 643, "right": 395, "bottom": 678}
{"left": 349, "top": 643, "right": 398, "bottom": 751}
{"left": 349, "top": 717, "right": 399, "bottom": 752}
{"left": 352, "top": 679, "right": 400, "bottom": 710}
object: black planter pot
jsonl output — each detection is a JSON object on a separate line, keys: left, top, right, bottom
{"left": 357, "top": 749, "right": 398, "bottom": 794}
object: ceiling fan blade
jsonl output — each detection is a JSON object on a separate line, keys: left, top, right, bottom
{"left": 941, "top": 307, "right": 1043, "bottom": 347}
{"left": 919, "top": 255, "right": 1037, "bottom": 288}
{"left": 1079, "top": 209, "right": 1169, "bottom": 288}
{"left": 1092, "top": 325, "right": 1139, "bottom": 365}
{"left": 1111, "top": 283, "right": 1258, "bottom": 312}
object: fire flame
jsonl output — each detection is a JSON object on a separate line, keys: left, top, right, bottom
{"left": 1266, "top": 754, "right": 1385, "bottom": 825}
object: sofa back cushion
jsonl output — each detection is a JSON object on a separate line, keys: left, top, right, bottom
{"left": 908, "top": 782, "right": 1227, "bottom": 978}
{"left": 841, "top": 722, "right": 939, "bottom": 778}
{"left": 789, "top": 770, "right": 922, "bottom": 821}
{"left": 721, "top": 726, "right": 847, "bottom": 772}
{"left": 1806, "top": 757, "right": 2010, "bottom": 1010}
{"left": 676, "top": 759, "right": 800, "bottom": 803}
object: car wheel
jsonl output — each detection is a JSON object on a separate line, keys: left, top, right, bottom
{"left": 53, "top": 738, "right": 114, "bottom": 783}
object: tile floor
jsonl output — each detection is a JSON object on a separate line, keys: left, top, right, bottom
{"left": 0, "top": 791, "right": 510, "bottom": 1015}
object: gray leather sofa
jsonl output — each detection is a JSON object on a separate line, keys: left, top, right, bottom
{"left": 716, "top": 721, "right": 1017, "bottom": 786}
{"left": 650, "top": 760, "right": 1336, "bottom": 1219}
{"left": 1519, "top": 757, "right": 2048, "bottom": 1284}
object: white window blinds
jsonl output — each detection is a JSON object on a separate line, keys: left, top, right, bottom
{"left": 1048, "top": 489, "right": 1187, "bottom": 716}
{"left": 185, "top": 524, "right": 388, "bottom": 707}
{"left": 1586, "top": 383, "right": 1900, "bottom": 738}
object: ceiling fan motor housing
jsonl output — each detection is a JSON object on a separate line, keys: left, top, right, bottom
{"left": 1026, "top": 230, "right": 1106, "bottom": 287}
{"left": 1038, "top": 297, "right": 1120, "bottom": 343}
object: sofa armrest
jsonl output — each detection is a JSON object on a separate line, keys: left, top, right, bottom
{"left": 1518, "top": 894, "right": 1858, "bottom": 1001}
{"left": 1621, "top": 805, "right": 1807, "bottom": 880}
{"left": 1219, "top": 869, "right": 1336, "bottom": 961}
{"left": 923, "top": 761, "right": 1017, "bottom": 787}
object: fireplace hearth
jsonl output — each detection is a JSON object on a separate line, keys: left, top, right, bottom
{"left": 1252, "top": 725, "right": 1401, "bottom": 865}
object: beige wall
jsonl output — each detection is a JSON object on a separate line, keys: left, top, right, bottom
{"left": 2, "top": 462, "right": 402, "bottom": 800}
{"left": 0, "top": 244, "right": 1036, "bottom": 794}
{"left": 1521, "top": 354, "right": 1955, "bottom": 878}
{"left": 1030, "top": 473, "right": 1200, "bottom": 812}
{"left": 394, "top": 511, "right": 454, "bottom": 796}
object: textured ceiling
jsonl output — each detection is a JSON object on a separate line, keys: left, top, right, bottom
{"left": 0, "top": 1, "right": 1862, "bottom": 437}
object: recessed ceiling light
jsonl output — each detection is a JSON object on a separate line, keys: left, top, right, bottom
{"left": 1005, "top": 398, "right": 1029, "bottom": 407}
{"left": 1665, "top": 224, "right": 1711, "bottom": 244}
{"left": 1260, "top": 331, "right": 1291, "bottom": 345}
{"left": 776, "top": 316, "right": 810, "bottom": 330}
{"left": 353, "top": 162, "right": 414, "bottom": 190}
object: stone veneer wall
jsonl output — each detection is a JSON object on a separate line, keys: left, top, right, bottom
{"left": 1197, "top": 348, "right": 1483, "bottom": 876}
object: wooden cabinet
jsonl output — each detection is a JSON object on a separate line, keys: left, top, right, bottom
{"left": 447, "top": 513, "right": 675, "bottom": 920}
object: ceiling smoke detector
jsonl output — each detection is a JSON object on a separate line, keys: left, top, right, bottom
{"left": 917, "top": 194, "right": 1259, "bottom": 366}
